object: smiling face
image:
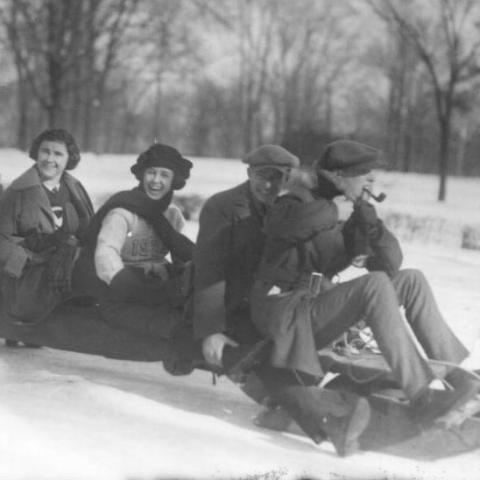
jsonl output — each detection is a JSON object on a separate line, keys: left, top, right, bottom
{"left": 247, "top": 166, "right": 290, "bottom": 205}
{"left": 35, "top": 140, "right": 69, "bottom": 183}
{"left": 142, "top": 166, "right": 174, "bottom": 200}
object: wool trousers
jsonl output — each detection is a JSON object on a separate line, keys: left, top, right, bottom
{"left": 310, "top": 268, "right": 468, "bottom": 400}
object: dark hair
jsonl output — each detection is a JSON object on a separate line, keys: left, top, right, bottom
{"left": 29, "top": 128, "right": 81, "bottom": 170}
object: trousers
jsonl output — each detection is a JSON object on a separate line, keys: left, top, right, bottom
{"left": 310, "top": 268, "right": 468, "bottom": 400}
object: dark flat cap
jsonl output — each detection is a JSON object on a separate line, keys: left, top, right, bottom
{"left": 243, "top": 144, "right": 300, "bottom": 169}
{"left": 320, "top": 140, "right": 385, "bottom": 176}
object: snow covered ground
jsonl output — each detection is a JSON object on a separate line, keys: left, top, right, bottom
{"left": 1, "top": 151, "right": 480, "bottom": 480}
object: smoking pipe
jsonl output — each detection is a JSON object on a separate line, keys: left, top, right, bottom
{"left": 363, "top": 188, "right": 387, "bottom": 203}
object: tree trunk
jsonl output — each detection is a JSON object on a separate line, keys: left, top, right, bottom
{"left": 437, "top": 118, "right": 449, "bottom": 201}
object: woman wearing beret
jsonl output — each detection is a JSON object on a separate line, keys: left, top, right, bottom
{"left": 0, "top": 128, "right": 94, "bottom": 329}
{"left": 76, "top": 143, "right": 194, "bottom": 340}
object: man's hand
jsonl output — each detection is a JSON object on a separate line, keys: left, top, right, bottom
{"left": 353, "top": 199, "right": 379, "bottom": 226}
{"left": 202, "top": 333, "right": 239, "bottom": 367}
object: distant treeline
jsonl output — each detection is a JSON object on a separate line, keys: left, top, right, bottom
{"left": 1, "top": 0, "right": 480, "bottom": 198}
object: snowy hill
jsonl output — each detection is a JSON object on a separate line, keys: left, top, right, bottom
{"left": 1, "top": 151, "right": 480, "bottom": 479}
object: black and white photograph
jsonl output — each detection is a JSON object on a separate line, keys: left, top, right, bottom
{"left": 0, "top": 1, "right": 480, "bottom": 479}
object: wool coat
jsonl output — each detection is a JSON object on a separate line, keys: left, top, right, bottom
{"left": 251, "top": 185, "right": 403, "bottom": 376}
{"left": 0, "top": 166, "right": 94, "bottom": 323}
{"left": 193, "top": 181, "right": 265, "bottom": 343}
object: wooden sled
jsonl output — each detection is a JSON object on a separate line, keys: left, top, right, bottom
{"left": 316, "top": 348, "right": 480, "bottom": 459}
{"left": 254, "top": 347, "right": 480, "bottom": 459}
{"left": 2, "top": 301, "right": 480, "bottom": 460}
{"left": 0, "top": 298, "right": 174, "bottom": 362}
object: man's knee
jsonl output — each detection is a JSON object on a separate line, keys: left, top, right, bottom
{"left": 394, "top": 268, "right": 428, "bottom": 291}
{"left": 363, "top": 271, "right": 391, "bottom": 293}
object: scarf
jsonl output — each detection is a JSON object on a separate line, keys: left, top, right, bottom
{"left": 85, "top": 187, "right": 193, "bottom": 262}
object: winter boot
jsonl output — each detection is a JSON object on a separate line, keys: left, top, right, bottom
{"left": 321, "top": 395, "right": 371, "bottom": 456}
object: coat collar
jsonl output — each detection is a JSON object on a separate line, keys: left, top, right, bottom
{"left": 8, "top": 166, "right": 79, "bottom": 229}
{"left": 9, "top": 165, "right": 77, "bottom": 192}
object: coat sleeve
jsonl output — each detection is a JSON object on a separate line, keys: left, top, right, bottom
{"left": 193, "top": 196, "right": 231, "bottom": 340}
{"left": 343, "top": 213, "right": 403, "bottom": 277}
{"left": 364, "top": 222, "right": 403, "bottom": 276}
{"left": 0, "top": 189, "right": 30, "bottom": 278}
{"left": 94, "top": 208, "right": 130, "bottom": 285}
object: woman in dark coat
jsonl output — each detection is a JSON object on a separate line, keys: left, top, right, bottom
{"left": 0, "top": 128, "right": 94, "bottom": 327}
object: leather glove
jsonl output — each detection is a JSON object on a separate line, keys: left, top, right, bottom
{"left": 352, "top": 199, "right": 378, "bottom": 226}
{"left": 351, "top": 199, "right": 382, "bottom": 241}
{"left": 110, "top": 266, "right": 171, "bottom": 305}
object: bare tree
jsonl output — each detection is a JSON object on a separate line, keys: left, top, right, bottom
{"left": 0, "top": 0, "right": 139, "bottom": 150}
{"left": 369, "top": 0, "right": 480, "bottom": 200}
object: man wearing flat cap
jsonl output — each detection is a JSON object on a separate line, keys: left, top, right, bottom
{"left": 250, "top": 138, "right": 479, "bottom": 441}
{"left": 193, "top": 144, "right": 298, "bottom": 365}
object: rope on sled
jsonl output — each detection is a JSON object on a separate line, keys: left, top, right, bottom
{"left": 331, "top": 328, "right": 386, "bottom": 385}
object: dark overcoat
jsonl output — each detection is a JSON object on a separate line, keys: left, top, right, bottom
{"left": 193, "top": 181, "right": 265, "bottom": 343}
{"left": 251, "top": 185, "right": 403, "bottom": 377}
{"left": 0, "top": 166, "right": 94, "bottom": 322}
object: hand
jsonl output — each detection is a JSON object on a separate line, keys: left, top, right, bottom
{"left": 353, "top": 199, "right": 378, "bottom": 226}
{"left": 202, "top": 333, "right": 239, "bottom": 367}
{"left": 28, "top": 250, "right": 53, "bottom": 266}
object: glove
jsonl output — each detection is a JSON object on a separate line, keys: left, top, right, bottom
{"left": 110, "top": 266, "right": 169, "bottom": 305}
{"left": 352, "top": 199, "right": 378, "bottom": 226}
{"left": 352, "top": 199, "right": 382, "bottom": 241}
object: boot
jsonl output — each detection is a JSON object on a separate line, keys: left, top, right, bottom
{"left": 411, "top": 373, "right": 480, "bottom": 426}
{"left": 255, "top": 365, "right": 370, "bottom": 452}
{"left": 321, "top": 395, "right": 371, "bottom": 456}
{"left": 253, "top": 405, "right": 293, "bottom": 431}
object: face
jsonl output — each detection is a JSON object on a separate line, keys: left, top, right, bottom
{"left": 142, "top": 167, "right": 174, "bottom": 200}
{"left": 36, "top": 140, "right": 69, "bottom": 182}
{"left": 248, "top": 166, "right": 290, "bottom": 205}
{"left": 338, "top": 171, "right": 375, "bottom": 202}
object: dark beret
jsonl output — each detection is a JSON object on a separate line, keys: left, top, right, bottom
{"left": 243, "top": 144, "right": 300, "bottom": 170}
{"left": 131, "top": 144, "right": 193, "bottom": 190}
{"left": 320, "top": 140, "right": 385, "bottom": 177}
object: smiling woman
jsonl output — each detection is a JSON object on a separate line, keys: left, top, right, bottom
{"left": 72, "top": 143, "right": 195, "bottom": 350}
{"left": 0, "top": 129, "right": 94, "bottom": 330}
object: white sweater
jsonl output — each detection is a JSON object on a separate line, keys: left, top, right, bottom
{"left": 94, "top": 204, "right": 185, "bottom": 285}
